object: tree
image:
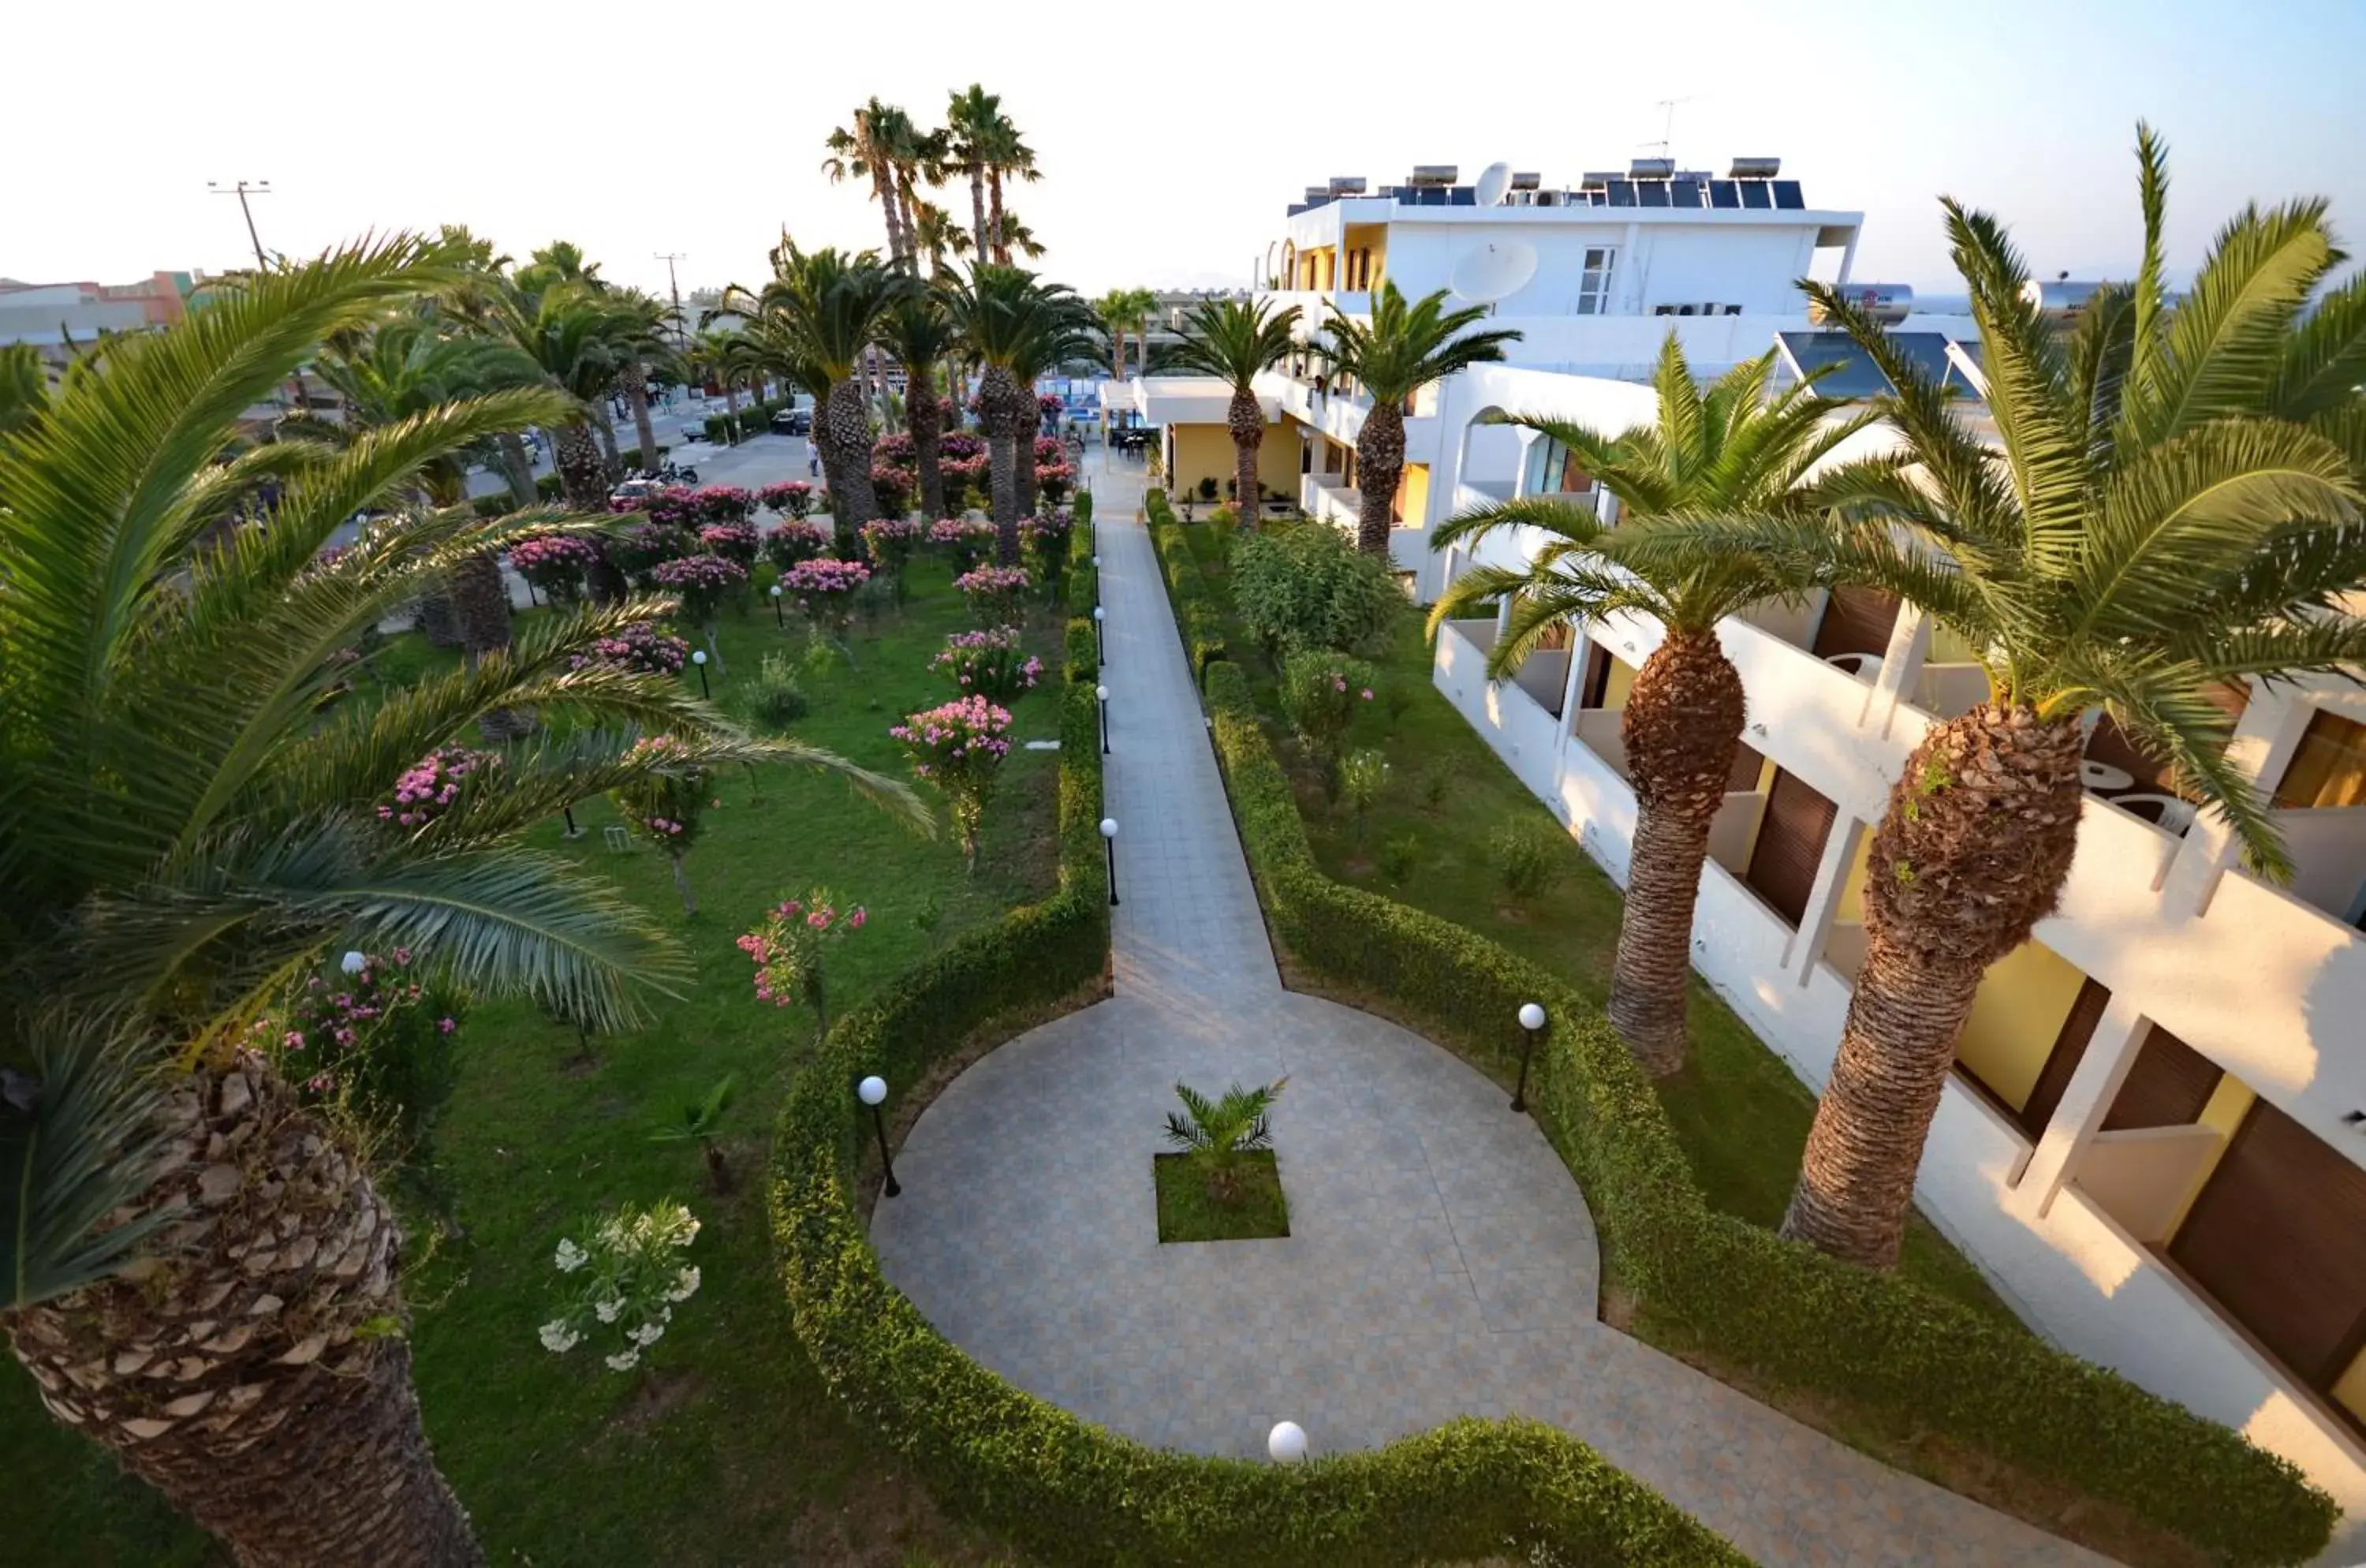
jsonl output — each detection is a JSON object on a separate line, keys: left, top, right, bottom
{"left": 944, "top": 84, "right": 1005, "bottom": 259}
{"left": 946, "top": 266, "right": 1095, "bottom": 558}
{"left": 1687, "top": 127, "right": 2366, "bottom": 1268}
{"left": 1426, "top": 336, "right": 1869, "bottom": 1074}
{"left": 0, "top": 342, "right": 47, "bottom": 437}
{"left": 0, "top": 241, "right": 927, "bottom": 1566}
{"left": 1313, "top": 283, "right": 1521, "bottom": 554}
{"left": 1093, "top": 286, "right": 1161, "bottom": 382}
{"left": 689, "top": 324, "right": 757, "bottom": 426}
{"left": 909, "top": 199, "right": 974, "bottom": 282}
{"left": 725, "top": 244, "right": 909, "bottom": 547}
{"left": 823, "top": 99, "right": 917, "bottom": 263}
{"left": 606, "top": 289, "right": 681, "bottom": 467}
{"left": 878, "top": 291, "right": 961, "bottom": 519}
{"left": 1163, "top": 1078, "right": 1286, "bottom": 1204}
{"left": 1155, "top": 297, "right": 1301, "bottom": 521}
{"left": 989, "top": 207, "right": 1047, "bottom": 263}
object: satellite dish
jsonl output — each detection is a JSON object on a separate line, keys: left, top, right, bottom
{"left": 1449, "top": 240, "right": 1537, "bottom": 307}
{"left": 1474, "top": 162, "right": 1513, "bottom": 208}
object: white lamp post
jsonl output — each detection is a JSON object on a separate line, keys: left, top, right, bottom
{"left": 1267, "top": 1421, "right": 1308, "bottom": 1463}
{"left": 1092, "top": 603, "right": 1106, "bottom": 663}
{"left": 856, "top": 1074, "right": 900, "bottom": 1197}
{"left": 1513, "top": 1002, "right": 1547, "bottom": 1113}
{"left": 1096, "top": 683, "right": 1111, "bottom": 754}
{"left": 690, "top": 647, "right": 711, "bottom": 700}
{"left": 768, "top": 581, "right": 785, "bottom": 629}
{"left": 1099, "top": 817, "right": 1119, "bottom": 907}
{"left": 340, "top": 951, "right": 367, "bottom": 976}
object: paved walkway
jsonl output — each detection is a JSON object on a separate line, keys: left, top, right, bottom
{"left": 871, "top": 454, "right": 2101, "bottom": 1567}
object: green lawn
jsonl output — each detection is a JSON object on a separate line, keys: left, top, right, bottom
{"left": 1168, "top": 520, "right": 2013, "bottom": 1323}
{"left": 1153, "top": 1152, "right": 1290, "bottom": 1243}
{"left": 0, "top": 555, "right": 1065, "bottom": 1568}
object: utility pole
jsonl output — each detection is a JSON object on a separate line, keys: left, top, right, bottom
{"left": 209, "top": 179, "right": 307, "bottom": 409}
{"left": 654, "top": 252, "right": 689, "bottom": 348}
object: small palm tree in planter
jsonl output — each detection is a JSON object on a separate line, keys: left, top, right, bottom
{"left": 1159, "top": 1078, "right": 1289, "bottom": 1241}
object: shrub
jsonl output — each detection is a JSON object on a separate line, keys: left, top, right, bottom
{"left": 650, "top": 553, "right": 748, "bottom": 629}
{"left": 1377, "top": 831, "right": 1420, "bottom": 886}
{"left": 931, "top": 626, "right": 1044, "bottom": 706}
{"left": 536, "top": 472, "right": 563, "bottom": 501}
{"left": 1338, "top": 748, "right": 1390, "bottom": 837}
{"left": 610, "top": 735, "right": 710, "bottom": 913}
{"left": 471, "top": 494, "right": 512, "bottom": 519}
{"left": 264, "top": 947, "right": 465, "bottom": 1162}
{"left": 697, "top": 521, "right": 761, "bottom": 567}
{"left": 738, "top": 650, "right": 811, "bottom": 732}
{"left": 1072, "top": 489, "right": 1094, "bottom": 528}
{"left": 780, "top": 557, "right": 871, "bottom": 644}
{"left": 891, "top": 694, "right": 1014, "bottom": 871}
{"left": 737, "top": 890, "right": 867, "bottom": 1034}
{"left": 859, "top": 517, "right": 925, "bottom": 576}
{"left": 1279, "top": 651, "right": 1379, "bottom": 786}
{"left": 1487, "top": 819, "right": 1564, "bottom": 904}
{"left": 1232, "top": 524, "right": 1400, "bottom": 659}
{"left": 537, "top": 1200, "right": 702, "bottom": 1374}
{"left": 376, "top": 745, "right": 500, "bottom": 833}
{"left": 508, "top": 532, "right": 602, "bottom": 602}
{"left": 762, "top": 520, "right": 830, "bottom": 572}
{"left": 613, "top": 521, "right": 692, "bottom": 587}
{"left": 760, "top": 480, "right": 815, "bottom": 520}
{"left": 1207, "top": 504, "right": 1237, "bottom": 527}
{"left": 1196, "top": 475, "right": 1219, "bottom": 502}
{"left": 871, "top": 464, "right": 914, "bottom": 518}
{"left": 1024, "top": 509, "right": 1075, "bottom": 602}
{"left": 930, "top": 516, "right": 998, "bottom": 573}
{"left": 954, "top": 564, "right": 1030, "bottom": 627}
{"left": 1187, "top": 658, "right": 2332, "bottom": 1567}
{"left": 571, "top": 621, "right": 689, "bottom": 676}
{"left": 690, "top": 485, "right": 757, "bottom": 524}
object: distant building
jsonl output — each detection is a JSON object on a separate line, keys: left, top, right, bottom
{"left": 0, "top": 271, "right": 209, "bottom": 368}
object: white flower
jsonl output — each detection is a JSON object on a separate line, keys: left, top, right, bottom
{"left": 632, "top": 1321, "right": 666, "bottom": 1347}
{"left": 666, "top": 1266, "right": 701, "bottom": 1303}
{"left": 604, "top": 1349, "right": 640, "bottom": 1372}
{"left": 537, "top": 1321, "right": 580, "bottom": 1353}
{"left": 593, "top": 1297, "right": 622, "bottom": 1323}
{"left": 553, "top": 1238, "right": 589, "bottom": 1274}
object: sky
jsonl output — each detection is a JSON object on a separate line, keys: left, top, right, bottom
{"left": 9, "top": 0, "right": 2364, "bottom": 304}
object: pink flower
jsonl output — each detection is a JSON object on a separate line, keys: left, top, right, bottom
{"left": 849, "top": 908, "right": 867, "bottom": 928}
{"left": 438, "top": 1017, "right": 457, "bottom": 1034}
{"left": 1361, "top": 689, "right": 1375, "bottom": 701}
{"left": 283, "top": 1031, "right": 306, "bottom": 1051}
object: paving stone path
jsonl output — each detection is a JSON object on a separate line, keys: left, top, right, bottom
{"left": 870, "top": 456, "right": 2101, "bottom": 1567}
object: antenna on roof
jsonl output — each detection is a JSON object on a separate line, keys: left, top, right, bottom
{"left": 1640, "top": 97, "right": 1693, "bottom": 160}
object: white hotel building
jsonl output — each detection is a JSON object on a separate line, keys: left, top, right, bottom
{"left": 1115, "top": 157, "right": 2366, "bottom": 1551}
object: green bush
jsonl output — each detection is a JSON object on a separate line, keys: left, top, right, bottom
{"left": 470, "top": 494, "right": 513, "bottom": 519}
{"left": 1145, "top": 495, "right": 1228, "bottom": 675}
{"left": 1279, "top": 650, "right": 1379, "bottom": 781}
{"left": 1377, "top": 831, "right": 1420, "bottom": 886}
{"left": 1487, "top": 819, "right": 1564, "bottom": 903}
{"left": 766, "top": 675, "right": 1746, "bottom": 1566}
{"left": 737, "top": 650, "right": 810, "bottom": 732}
{"left": 1193, "top": 660, "right": 2333, "bottom": 1568}
{"left": 1072, "top": 488, "right": 1093, "bottom": 528}
{"left": 536, "top": 472, "right": 564, "bottom": 501}
{"left": 1231, "top": 523, "right": 1401, "bottom": 659}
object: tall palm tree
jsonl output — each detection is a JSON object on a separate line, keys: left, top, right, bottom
{"left": 1155, "top": 296, "right": 1301, "bottom": 517}
{"left": 1094, "top": 286, "right": 1161, "bottom": 382}
{"left": 990, "top": 206, "right": 1048, "bottom": 263}
{"left": 878, "top": 291, "right": 961, "bottom": 518}
{"left": 1315, "top": 283, "right": 1522, "bottom": 554}
{"left": 947, "top": 266, "right": 1095, "bottom": 556}
{"left": 1681, "top": 128, "right": 2366, "bottom": 1269}
{"left": 823, "top": 100, "right": 915, "bottom": 263}
{"left": 606, "top": 289, "right": 679, "bottom": 467}
{"left": 689, "top": 324, "right": 756, "bottom": 427}
{"left": 944, "top": 84, "right": 1005, "bottom": 259}
{"left": 909, "top": 198, "right": 975, "bottom": 282}
{"left": 2, "top": 342, "right": 50, "bottom": 437}
{"left": 725, "top": 245, "right": 909, "bottom": 545}
{"left": 422, "top": 229, "right": 536, "bottom": 506}
{"left": 1424, "top": 338, "right": 1869, "bottom": 1074}
{"left": 0, "top": 241, "right": 927, "bottom": 1566}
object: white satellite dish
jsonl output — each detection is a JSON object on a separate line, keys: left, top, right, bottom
{"left": 1474, "top": 161, "right": 1513, "bottom": 208}
{"left": 1449, "top": 240, "right": 1538, "bottom": 308}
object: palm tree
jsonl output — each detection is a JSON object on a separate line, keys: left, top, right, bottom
{"left": 1681, "top": 129, "right": 2366, "bottom": 1269}
{"left": 944, "top": 84, "right": 1005, "bottom": 259}
{"left": 823, "top": 100, "right": 916, "bottom": 263}
{"left": 947, "top": 266, "right": 1095, "bottom": 557}
{"left": 909, "top": 198, "right": 974, "bottom": 282}
{"left": 1, "top": 342, "right": 48, "bottom": 437}
{"left": 0, "top": 241, "right": 926, "bottom": 1566}
{"left": 725, "top": 245, "right": 909, "bottom": 546}
{"left": 957, "top": 101, "right": 1039, "bottom": 264}
{"left": 1163, "top": 1077, "right": 1286, "bottom": 1204}
{"left": 422, "top": 229, "right": 536, "bottom": 506}
{"left": 1155, "top": 296, "right": 1301, "bottom": 519}
{"left": 1094, "top": 286, "right": 1161, "bottom": 382}
{"left": 1424, "top": 338, "right": 1870, "bottom": 1074}
{"left": 1315, "top": 283, "right": 1522, "bottom": 554}
{"left": 990, "top": 206, "right": 1048, "bottom": 263}
{"left": 878, "top": 290, "right": 961, "bottom": 519}
{"left": 606, "top": 289, "right": 679, "bottom": 468}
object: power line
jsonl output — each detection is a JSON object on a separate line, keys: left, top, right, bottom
{"left": 207, "top": 180, "right": 273, "bottom": 270}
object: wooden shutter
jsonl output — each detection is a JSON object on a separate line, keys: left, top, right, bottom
{"left": 2019, "top": 977, "right": 2113, "bottom": 1138}
{"left": 2172, "top": 1100, "right": 2366, "bottom": 1388}
{"left": 2101, "top": 1024, "right": 2222, "bottom": 1131}
{"left": 1810, "top": 588, "right": 1901, "bottom": 661}
{"left": 1579, "top": 644, "right": 1613, "bottom": 710}
{"left": 1745, "top": 768, "right": 1835, "bottom": 928}
{"left": 1726, "top": 740, "right": 1767, "bottom": 794}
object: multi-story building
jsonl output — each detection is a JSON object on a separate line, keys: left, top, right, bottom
{"left": 0, "top": 271, "right": 205, "bottom": 366}
{"left": 1119, "top": 156, "right": 2366, "bottom": 1555}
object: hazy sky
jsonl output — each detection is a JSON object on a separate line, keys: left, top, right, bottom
{"left": 10, "top": 0, "right": 2363, "bottom": 303}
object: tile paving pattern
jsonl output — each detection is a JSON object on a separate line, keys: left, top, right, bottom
{"left": 871, "top": 459, "right": 2102, "bottom": 1566}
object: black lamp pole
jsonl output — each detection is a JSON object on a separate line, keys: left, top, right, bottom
{"left": 1098, "top": 687, "right": 1110, "bottom": 754}
{"left": 870, "top": 1103, "right": 901, "bottom": 1197}
{"left": 563, "top": 805, "right": 582, "bottom": 839}
{"left": 1513, "top": 1004, "right": 1545, "bottom": 1113}
{"left": 694, "top": 659, "right": 711, "bottom": 700}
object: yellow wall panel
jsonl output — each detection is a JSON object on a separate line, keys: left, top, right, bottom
{"left": 1956, "top": 942, "right": 2088, "bottom": 1111}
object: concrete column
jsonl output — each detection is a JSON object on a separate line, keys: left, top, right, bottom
{"left": 2013, "top": 990, "right": 2152, "bottom": 1214}
{"left": 2159, "top": 682, "right": 2309, "bottom": 917}
{"left": 1788, "top": 816, "right": 1865, "bottom": 983}
{"left": 1837, "top": 226, "right": 1861, "bottom": 288}
{"left": 1871, "top": 604, "right": 1932, "bottom": 736}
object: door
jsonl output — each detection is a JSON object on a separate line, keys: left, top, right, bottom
{"left": 1578, "top": 644, "right": 1614, "bottom": 710}
{"left": 2017, "top": 976, "right": 2113, "bottom": 1139}
{"left": 1811, "top": 587, "right": 1902, "bottom": 661}
{"left": 2101, "top": 1024, "right": 2222, "bottom": 1131}
{"left": 1745, "top": 768, "right": 1836, "bottom": 928}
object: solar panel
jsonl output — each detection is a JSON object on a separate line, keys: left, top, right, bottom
{"left": 1708, "top": 181, "right": 1739, "bottom": 209}
{"left": 1739, "top": 181, "right": 1772, "bottom": 210}
{"left": 1670, "top": 180, "right": 1704, "bottom": 208}
{"left": 1606, "top": 180, "right": 1636, "bottom": 207}
{"left": 1771, "top": 181, "right": 1804, "bottom": 210}
{"left": 1636, "top": 180, "right": 1670, "bottom": 208}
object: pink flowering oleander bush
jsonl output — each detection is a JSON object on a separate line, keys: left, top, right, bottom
{"left": 760, "top": 480, "right": 815, "bottom": 520}
{"left": 508, "top": 532, "right": 602, "bottom": 602}
{"left": 1032, "top": 435, "right": 1065, "bottom": 465}
{"left": 736, "top": 887, "right": 868, "bottom": 1032}
{"left": 1280, "top": 650, "right": 1380, "bottom": 781}
{"left": 940, "top": 454, "right": 990, "bottom": 511}
{"left": 572, "top": 621, "right": 689, "bottom": 676}
{"left": 610, "top": 734, "right": 709, "bottom": 894}
{"left": 378, "top": 745, "right": 501, "bottom": 832}
{"left": 762, "top": 519, "right": 830, "bottom": 572}
{"left": 930, "top": 626, "right": 1044, "bottom": 706}
{"left": 859, "top": 517, "right": 925, "bottom": 576}
{"left": 1024, "top": 510, "right": 1076, "bottom": 598}
{"left": 872, "top": 433, "right": 918, "bottom": 467}
{"left": 955, "top": 564, "right": 1032, "bottom": 627}
{"left": 651, "top": 552, "right": 748, "bottom": 625}
{"left": 929, "top": 516, "right": 998, "bottom": 573}
{"left": 891, "top": 694, "right": 1013, "bottom": 870}
{"left": 614, "top": 520, "right": 693, "bottom": 586}
{"left": 538, "top": 1199, "right": 702, "bottom": 1374}
{"left": 871, "top": 464, "right": 913, "bottom": 520}
{"left": 690, "top": 484, "right": 756, "bottom": 524}
{"left": 1036, "top": 461, "right": 1075, "bottom": 503}
{"left": 781, "top": 556, "right": 871, "bottom": 639}
{"left": 697, "top": 521, "right": 762, "bottom": 568}
{"left": 259, "top": 946, "right": 465, "bottom": 1155}
{"left": 938, "top": 432, "right": 987, "bottom": 463}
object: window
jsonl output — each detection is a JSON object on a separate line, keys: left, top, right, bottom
{"left": 2276, "top": 710, "right": 2366, "bottom": 808}
{"left": 1578, "top": 247, "right": 1615, "bottom": 315}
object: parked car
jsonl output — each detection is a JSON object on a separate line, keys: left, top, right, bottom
{"left": 771, "top": 408, "right": 812, "bottom": 436}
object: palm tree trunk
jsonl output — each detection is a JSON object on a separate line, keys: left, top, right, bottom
{"left": 1017, "top": 429, "right": 1040, "bottom": 520}
{"left": 5, "top": 1058, "right": 483, "bottom": 1568}
{"left": 1607, "top": 633, "right": 1747, "bottom": 1075}
{"left": 1780, "top": 703, "right": 2086, "bottom": 1267}
{"left": 621, "top": 361, "right": 658, "bottom": 471}
{"left": 554, "top": 420, "right": 624, "bottom": 603}
{"left": 989, "top": 426, "right": 1021, "bottom": 558}
{"left": 987, "top": 169, "right": 1006, "bottom": 264}
{"left": 450, "top": 551, "right": 527, "bottom": 741}
{"left": 819, "top": 377, "right": 876, "bottom": 554}
{"left": 670, "top": 851, "right": 698, "bottom": 917}
{"left": 496, "top": 432, "right": 536, "bottom": 508}
{"left": 1227, "top": 386, "right": 1263, "bottom": 526}
{"left": 416, "top": 588, "right": 465, "bottom": 648}
{"left": 1353, "top": 401, "right": 1405, "bottom": 556}
{"left": 909, "top": 366, "right": 946, "bottom": 520}
{"left": 969, "top": 165, "right": 988, "bottom": 260}
{"left": 594, "top": 413, "right": 622, "bottom": 481}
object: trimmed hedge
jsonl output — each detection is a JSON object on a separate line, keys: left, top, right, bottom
{"left": 766, "top": 648, "right": 1750, "bottom": 1564}
{"left": 1144, "top": 495, "right": 1229, "bottom": 675}
{"left": 1193, "top": 656, "right": 2336, "bottom": 1567}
